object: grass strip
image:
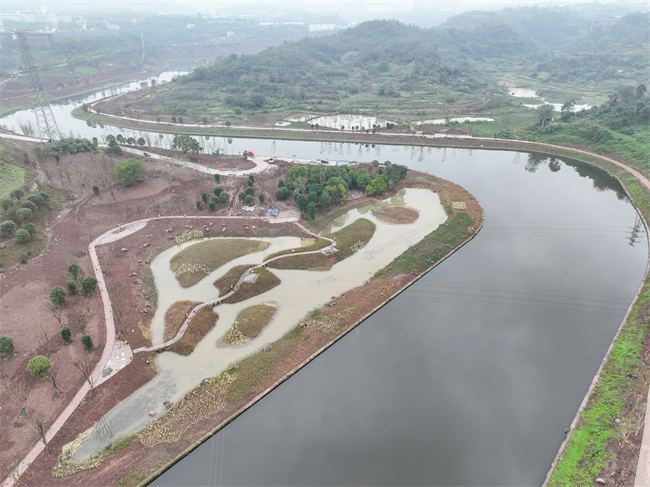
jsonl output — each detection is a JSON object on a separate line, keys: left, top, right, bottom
{"left": 219, "top": 303, "right": 276, "bottom": 347}
{"left": 372, "top": 206, "right": 419, "bottom": 224}
{"left": 377, "top": 212, "right": 475, "bottom": 277}
{"left": 264, "top": 237, "right": 330, "bottom": 260}
{"left": 169, "top": 306, "right": 219, "bottom": 356}
{"left": 222, "top": 267, "right": 281, "bottom": 304}
{"left": 268, "top": 218, "right": 376, "bottom": 271}
{"left": 163, "top": 301, "right": 201, "bottom": 342}
{"left": 213, "top": 264, "right": 255, "bottom": 295}
{"left": 170, "top": 238, "right": 269, "bottom": 288}
{"left": 549, "top": 285, "right": 649, "bottom": 486}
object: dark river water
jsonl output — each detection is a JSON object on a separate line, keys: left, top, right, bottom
{"left": 148, "top": 140, "right": 646, "bottom": 487}
{"left": 2, "top": 87, "right": 647, "bottom": 486}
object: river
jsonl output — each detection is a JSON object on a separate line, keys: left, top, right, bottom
{"left": 2, "top": 78, "right": 647, "bottom": 486}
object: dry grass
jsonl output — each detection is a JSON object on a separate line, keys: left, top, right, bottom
{"left": 163, "top": 301, "right": 201, "bottom": 342}
{"left": 170, "top": 239, "right": 270, "bottom": 288}
{"left": 213, "top": 264, "right": 254, "bottom": 296}
{"left": 223, "top": 267, "right": 281, "bottom": 304}
{"left": 372, "top": 206, "right": 419, "bottom": 224}
{"left": 264, "top": 237, "right": 330, "bottom": 260}
{"left": 169, "top": 306, "right": 218, "bottom": 356}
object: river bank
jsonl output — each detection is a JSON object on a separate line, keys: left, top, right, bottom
{"left": 17, "top": 169, "right": 483, "bottom": 487}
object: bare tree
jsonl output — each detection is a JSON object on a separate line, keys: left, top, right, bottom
{"left": 24, "top": 411, "right": 50, "bottom": 455}
{"left": 44, "top": 300, "right": 64, "bottom": 328}
{"left": 71, "top": 350, "right": 96, "bottom": 394}
{"left": 71, "top": 306, "right": 90, "bottom": 334}
{"left": 36, "top": 325, "right": 51, "bottom": 359}
{"left": 4, "top": 378, "right": 30, "bottom": 416}
{"left": 108, "top": 283, "right": 125, "bottom": 335}
{"left": 0, "top": 451, "right": 29, "bottom": 487}
{"left": 46, "top": 359, "right": 63, "bottom": 397}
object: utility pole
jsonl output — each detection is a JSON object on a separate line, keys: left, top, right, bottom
{"left": 16, "top": 31, "right": 62, "bottom": 142}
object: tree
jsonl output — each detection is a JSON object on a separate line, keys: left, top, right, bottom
{"left": 66, "top": 280, "right": 77, "bottom": 294}
{"left": 66, "top": 263, "right": 84, "bottom": 282}
{"left": 27, "top": 194, "right": 45, "bottom": 206}
{"left": 60, "top": 326, "right": 71, "bottom": 344}
{"left": 81, "top": 276, "right": 98, "bottom": 296}
{"left": 72, "top": 351, "right": 96, "bottom": 393}
{"left": 113, "top": 159, "right": 146, "bottom": 186}
{"left": 92, "top": 185, "right": 100, "bottom": 197}
{"left": 0, "top": 220, "right": 16, "bottom": 236}
{"left": 126, "top": 137, "right": 136, "bottom": 146}
{"left": 20, "top": 200, "right": 37, "bottom": 212}
{"left": 15, "top": 229, "right": 30, "bottom": 243}
{"left": 201, "top": 192, "right": 208, "bottom": 203}
{"left": 244, "top": 195, "right": 255, "bottom": 206}
{"left": 218, "top": 192, "right": 229, "bottom": 204}
{"left": 0, "top": 335, "right": 14, "bottom": 356}
{"left": 27, "top": 355, "right": 50, "bottom": 377}
{"left": 319, "top": 191, "right": 332, "bottom": 212}
{"left": 16, "top": 208, "right": 32, "bottom": 225}
{"left": 137, "top": 137, "right": 146, "bottom": 147}
{"left": 537, "top": 104, "right": 554, "bottom": 128}
{"left": 172, "top": 135, "right": 201, "bottom": 155}
{"left": 9, "top": 189, "right": 24, "bottom": 201}
{"left": 214, "top": 174, "right": 220, "bottom": 183}
{"left": 245, "top": 187, "right": 254, "bottom": 196}
{"left": 560, "top": 99, "right": 575, "bottom": 121}
{"left": 116, "top": 134, "right": 125, "bottom": 144}
{"left": 209, "top": 201, "right": 216, "bottom": 212}
{"left": 259, "top": 194, "right": 265, "bottom": 205}
{"left": 49, "top": 286, "right": 67, "bottom": 307}
{"left": 306, "top": 202, "right": 317, "bottom": 220}
{"left": 225, "top": 120, "right": 231, "bottom": 127}
{"left": 238, "top": 192, "right": 246, "bottom": 202}
{"left": 81, "top": 334, "right": 94, "bottom": 351}
{"left": 23, "top": 222, "right": 36, "bottom": 235}
{"left": 213, "top": 186, "right": 224, "bottom": 196}
{"left": 196, "top": 200, "right": 203, "bottom": 211}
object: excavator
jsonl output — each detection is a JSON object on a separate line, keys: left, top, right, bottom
{"left": 242, "top": 150, "right": 254, "bottom": 159}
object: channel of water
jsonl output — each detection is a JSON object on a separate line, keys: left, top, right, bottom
{"left": 2, "top": 75, "right": 646, "bottom": 485}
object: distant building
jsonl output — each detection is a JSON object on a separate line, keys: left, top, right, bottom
{"left": 308, "top": 24, "right": 337, "bottom": 32}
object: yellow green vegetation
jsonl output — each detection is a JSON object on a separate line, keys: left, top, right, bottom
{"left": 372, "top": 206, "right": 419, "bottom": 224}
{"left": 378, "top": 212, "right": 474, "bottom": 277}
{"left": 0, "top": 162, "right": 26, "bottom": 198}
{"left": 53, "top": 428, "right": 134, "bottom": 478}
{"left": 268, "top": 218, "right": 375, "bottom": 271}
{"left": 137, "top": 373, "right": 235, "bottom": 448}
{"left": 306, "top": 308, "right": 356, "bottom": 338}
{"left": 169, "top": 306, "right": 218, "bottom": 356}
{"left": 225, "top": 326, "right": 308, "bottom": 403}
{"left": 223, "top": 267, "right": 281, "bottom": 304}
{"left": 137, "top": 275, "right": 158, "bottom": 340}
{"left": 117, "top": 449, "right": 173, "bottom": 487}
{"left": 265, "top": 237, "right": 330, "bottom": 260}
{"left": 213, "top": 264, "right": 254, "bottom": 295}
{"left": 170, "top": 238, "right": 270, "bottom": 287}
{"left": 163, "top": 301, "right": 201, "bottom": 341}
{"left": 219, "top": 303, "right": 277, "bottom": 347}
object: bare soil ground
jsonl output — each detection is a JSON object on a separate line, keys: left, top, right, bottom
{"left": 139, "top": 147, "right": 256, "bottom": 171}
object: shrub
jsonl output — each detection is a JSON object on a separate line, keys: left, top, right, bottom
{"left": 0, "top": 198, "right": 13, "bottom": 211}
{"left": 0, "top": 220, "right": 16, "bottom": 236}
{"left": 213, "top": 186, "right": 224, "bottom": 196}
{"left": 60, "top": 326, "right": 72, "bottom": 344}
{"left": 209, "top": 201, "right": 216, "bottom": 212}
{"left": 112, "top": 159, "right": 146, "bottom": 186}
{"left": 50, "top": 286, "right": 67, "bottom": 307}
{"left": 27, "top": 355, "right": 50, "bottom": 376}
{"left": 92, "top": 185, "right": 100, "bottom": 197}
{"left": 27, "top": 194, "right": 45, "bottom": 206}
{"left": 244, "top": 195, "right": 254, "bottom": 206}
{"left": 9, "top": 189, "right": 24, "bottom": 201}
{"left": 20, "top": 253, "right": 27, "bottom": 264}
{"left": 66, "top": 280, "right": 77, "bottom": 294}
{"left": 23, "top": 222, "right": 36, "bottom": 235}
{"left": 39, "top": 192, "right": 49, "bottom": 201}
{"left": 81, "top": 334, "right": 93, "bottom": 351}
{"left": 15, "top": 229, "right": 30, "bottom": 243}
{"left": 0, "top": 335, "right": 14, "bottom": 356}
{"left": 81, "top": 276, "right": 98, "bottom": 295}
{"left": 16, "top": 208, "right": 32, "bottom": 224}
{"left": 20, "top": 200, "right": 37, "bottom": 212}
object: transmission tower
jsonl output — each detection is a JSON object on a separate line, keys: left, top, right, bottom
{"left": 16, "top": 31, "right": 61, "bottom": 141}
{"left": 628, "top": 213, "right": 643, "bottom": 247}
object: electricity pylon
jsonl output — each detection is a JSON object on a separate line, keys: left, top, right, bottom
{"left": 16, "top": 31, "right": 61, "bottom": 141}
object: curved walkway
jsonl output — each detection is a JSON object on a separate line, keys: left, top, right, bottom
{"left": 133, "top": 233, "right": 337, "bottom": 354}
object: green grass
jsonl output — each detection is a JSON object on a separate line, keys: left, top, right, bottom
{"left": 268, "top": 218, "right": 376, "bottom": 271}
{"left": 224, "top": 326, "right": 307, "bottom": 403}
{"left": 219, "top": 303, "right": 276, "bottom": 346}
{"left": 213, "top": 264, "right": 255, "bottom": 295}
{"left": 378, "top": 212, "right": 475, "bottom": 277}
{"left": 222, "top": 267, "right": 281, "bottom": 304}
{"left": 0, "top": 161, "right": 26, "bottom": 198}
{"left": 264, "top": 237, "right": 330, "bottom": 260}
{"left": 170, "top": 238, "right": 269, "bottom": 288}
{"left": 549, "top": 284, "right": 649, "bottom": 486}
{"left": 169, "top": 306, "right": 218, "bottom": 356}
